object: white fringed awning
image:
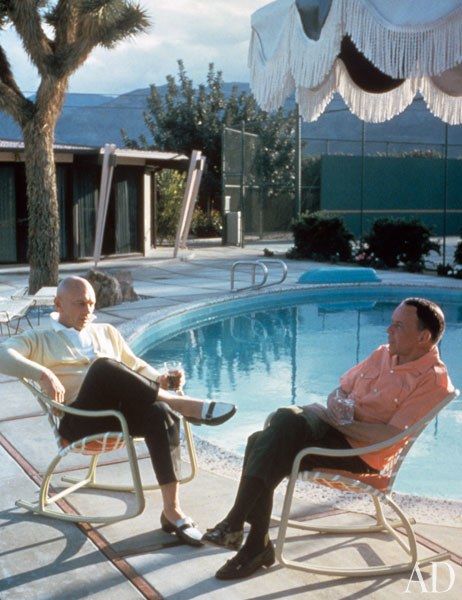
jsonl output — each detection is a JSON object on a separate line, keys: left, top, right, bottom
{"left": 249, "top": 0, "right": 462, "bottom": 123}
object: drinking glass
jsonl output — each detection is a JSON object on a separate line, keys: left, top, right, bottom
{"left": 335, "top": 391, "right": 355, "bottom": 425}
{"left": 337, "top": 397, "right": 355, "bottom": 425}
{"left": 163, "top": 361, "right": 184, "bottom": 391}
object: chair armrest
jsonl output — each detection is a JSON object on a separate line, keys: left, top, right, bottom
{"left": 11, "top": 287, "right": 29, "bottom": 300}
{"left": 267, "top": 390, "right": 459, "bottom": 476}
{"left": 22, "top": 378, "right": 131, "bottom": 438}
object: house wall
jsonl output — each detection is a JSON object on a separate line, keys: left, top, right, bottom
{"left": 0, "top": 156, "right": 150, "bottom": 264}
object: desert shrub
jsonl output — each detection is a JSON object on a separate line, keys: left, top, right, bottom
{"left": 156, "top": 169, "right": 186, "bottom": 243}
{"left": 287, "top": 211, "right": 354, "bottom": 261}
{"left": 437, "top": 263, "right": 462, "bottom": 279}
{"left": 454, "top": 239, "right": 462, "bottom": 265}
{"left": 190, "top": 208, "right": 222, "bottom": 237}
{"left": 364, "top": 218, "right": 439, "bottom": 269}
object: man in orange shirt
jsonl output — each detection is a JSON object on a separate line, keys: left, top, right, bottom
{"left": 203, "top": 297, "right": 454, "bottom": 579}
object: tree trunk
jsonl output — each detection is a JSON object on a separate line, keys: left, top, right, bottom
{"left": 22, "top": 118, "right": 60, "bottom": 294}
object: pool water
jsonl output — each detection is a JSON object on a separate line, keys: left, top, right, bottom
{"left": 139, "top": 291, "right": 462, "bottom": 500}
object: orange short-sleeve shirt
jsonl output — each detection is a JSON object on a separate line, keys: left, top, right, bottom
{"left": 339, "top": 345, "right": 453, "bottom": 470}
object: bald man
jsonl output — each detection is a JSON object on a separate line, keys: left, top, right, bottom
{"left": 0, "top": 276, "right": 236, "bottom": 546}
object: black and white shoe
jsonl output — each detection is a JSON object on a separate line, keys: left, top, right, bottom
{"left": 160, "top": 512, "right": 204, "bottom": 547}
{"left": 187, "top": 401, "right": 237, "bottom": 426}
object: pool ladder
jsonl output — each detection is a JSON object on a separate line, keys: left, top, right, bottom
{"left": 230, "top": 259, "right": 288, "bottom": 292}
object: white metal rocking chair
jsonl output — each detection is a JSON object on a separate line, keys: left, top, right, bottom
{"left": 15, "top": 378, "right": 198, "bottom": 525}
{"left": 269, "top": 389, "right": 459, "bottom": 578}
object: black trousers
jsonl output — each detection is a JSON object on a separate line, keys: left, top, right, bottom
{"left": 243, "top": 406, "right": 378, "bottom": 490}
{"left": 58, "top": 357, "right": 180, "bottom": 485}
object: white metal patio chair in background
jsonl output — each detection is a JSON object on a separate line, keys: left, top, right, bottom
{"left": 0, "top": 297, "right": 34, "bottom": 336}
{"left": 16, "top": 379, "right": 198, "bottom": 524}
{"left": 11, "top": 286, "right": 57, "bottom": 325}
{"left": 267, "top": 389, "right": 459, "bottom": 578}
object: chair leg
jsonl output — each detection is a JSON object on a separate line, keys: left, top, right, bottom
{"left": 271, "top": 493, "right": 413, "bottom": 536}
{"left": 14, "top": 317, "right": 22, "bottom": 335}
{"left": 15, "top": 437, "right": 145, "bottom": 524}
{"left": 61, "top": 418, "right": 198, "bottom": 492}
{"left": 274, "top": 476, "right": 450, "bottom": 577}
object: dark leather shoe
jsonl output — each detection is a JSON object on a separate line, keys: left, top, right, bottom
{"left": 215, "top": 542, "right": 275, "bottom": 580}
{"left": 160, "top": 512, "right": 204, "bottom": 547}
{"left": 202, "top": 520, "right": 244, "bottom": 550}
{"left": 187, "top": 401, "right": 237, "bottom": 426}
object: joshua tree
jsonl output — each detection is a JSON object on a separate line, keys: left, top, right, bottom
{"left": 0, "top": 1, "right": 149, "bottom": 292}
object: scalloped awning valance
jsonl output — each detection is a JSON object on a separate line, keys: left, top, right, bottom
{"left": 249, "top": 0, "right": 462, "bottom": 123}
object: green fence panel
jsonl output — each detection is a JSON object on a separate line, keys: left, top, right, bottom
{"left": 321, "top": 155, "right": 462, "bottom": 236}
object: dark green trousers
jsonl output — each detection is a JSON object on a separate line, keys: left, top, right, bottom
{"left": 243, "top": 406, "right": 377, "bottom": 491}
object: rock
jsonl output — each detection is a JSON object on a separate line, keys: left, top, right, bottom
{"left": 113, "top": 269, "right": 139, "bottom": 302}
{"left": 84, "top": 269, "right": 123, "bottom": 309}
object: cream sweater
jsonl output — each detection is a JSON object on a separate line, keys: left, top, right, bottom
{"left": 0, "top": 323, "right": 160, "bottom": 404}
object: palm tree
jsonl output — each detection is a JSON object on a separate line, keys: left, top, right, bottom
{"left": 0, "top": 1, "right": 149, "bottom": 292}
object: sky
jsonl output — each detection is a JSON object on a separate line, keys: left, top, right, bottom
{"left": 2, "top": 0, "right": 268, "bottom": 96}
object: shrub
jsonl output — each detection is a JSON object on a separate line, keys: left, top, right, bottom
{"left": 364, "top": 219, "right": 439, "bottom": 269}
{"left": 288, "top": 212, "right": 354, "bottom": 261}
{"left": 454, "top": 239, "right": 462, "bottom": 265}
{"left": 437, "top": 263, "right": 462, "bottom": 279}
{"left": 156, "top": 169, "right": 186, "bottom": 243}
{"left": 437, "top": 263, "right": 454, "bottom": 277}
{"left": 190, "top": 208, "right": 222, "bottom": 238}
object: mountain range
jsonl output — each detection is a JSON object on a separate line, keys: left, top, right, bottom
{"left": 1, "top": 83, "right": 461, "bottom": 155}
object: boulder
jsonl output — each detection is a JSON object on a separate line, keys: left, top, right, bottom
{"left": 113, "top": 269, "right": 139, "bottom": 302}
{"left": 84, "top": 269, "right": 123, "bottom": 309}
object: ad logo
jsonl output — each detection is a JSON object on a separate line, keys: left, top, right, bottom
{"left": 404, "top": 562, "right": 455, "bottom": 594}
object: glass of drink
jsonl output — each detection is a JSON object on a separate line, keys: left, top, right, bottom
{"left": 163, "top": 361, "right": 184, "bottom": 391}
{"left": 335, "top": 393, "right": 355, "bottom": 425}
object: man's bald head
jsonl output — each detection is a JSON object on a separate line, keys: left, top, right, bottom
{"left": 56, "top": 276, "right": 94, "bottom": 299}
{"left": 55, "top": 277, "right": 96, "bottom": 330}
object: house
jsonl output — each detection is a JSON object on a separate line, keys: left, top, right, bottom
{"left": 0, "top": 140, "right": 188, "bottom": 264}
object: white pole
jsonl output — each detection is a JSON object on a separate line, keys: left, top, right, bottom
{"left": 94, "top": 144, "right": 116, "bottom": 267}
{"left": 180, "top": 156, "right": 206, "bottom": 248}
{"left": 173, "top": 150, "right": 202, "bottom": 258}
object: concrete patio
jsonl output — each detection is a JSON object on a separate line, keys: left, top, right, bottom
{"left": 1, "top": 240, "right": 461, "bottom": 599}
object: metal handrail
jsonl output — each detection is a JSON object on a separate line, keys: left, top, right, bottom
{"left": 230, "top": 260, "right": 268, "bottom": 291}
{"left": 258, "top": 259, "right": 288, "bottom": 286}
{"left": 230, "top": 259, "right": 287, "bottom": 292}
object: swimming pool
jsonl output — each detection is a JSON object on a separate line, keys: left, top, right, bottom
{"left": 132, "top": 284, "right": 462, "bottom": 500}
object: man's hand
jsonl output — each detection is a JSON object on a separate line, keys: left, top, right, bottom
{"left": 157, "top": 369, "right": 185, "bottom": 391}
{"left": 40, "top": 370, "right": 65, "bottom": 404}
{"left": 157, "top": 373, "right": 169, "bottom": 390}
{"left": 325, "top": 387, "right": 349, "bottom": 426}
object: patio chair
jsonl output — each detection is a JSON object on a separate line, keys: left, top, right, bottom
{"left": 0, "top": 297, "right": 34, "bottom": 336}
{"left": 268, "top": 389, "right": 459, "bottom": 578}
{"left": 11, "top": 286, "right": 57, "bottom": 325}
{"left": 15, "top": 378, "right": 198, "bottom": 524}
